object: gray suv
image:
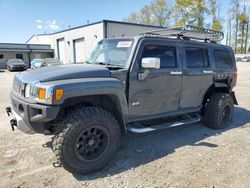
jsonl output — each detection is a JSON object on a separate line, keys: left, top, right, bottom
{"left": 6, "top": 25, "right": 238, "bottom": 174}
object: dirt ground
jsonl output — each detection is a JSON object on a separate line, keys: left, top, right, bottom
{"left": 0, "top": 63, "right": 249, "bottom": 188}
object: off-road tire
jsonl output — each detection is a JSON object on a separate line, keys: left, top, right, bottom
{"left": 203, "top": 93, "right": 234, "bottom": 129}
{"left": 52, "top": 107, "right": 121, "bottom": 174}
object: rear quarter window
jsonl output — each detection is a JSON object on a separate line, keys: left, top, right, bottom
{"left": 214, "top": 50, "right": 233, "bottom": 68}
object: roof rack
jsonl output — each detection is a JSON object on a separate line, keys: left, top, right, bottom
{"left": 140, "top": 25, "right": 224, "bottom": 43}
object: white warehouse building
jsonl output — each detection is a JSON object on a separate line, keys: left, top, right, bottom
{"left": 26, "top": 20, "right": 164, "bottom": 64}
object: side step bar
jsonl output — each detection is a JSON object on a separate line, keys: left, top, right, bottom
{"left": 127, "top": 113, "right": 201, "bottom": 133}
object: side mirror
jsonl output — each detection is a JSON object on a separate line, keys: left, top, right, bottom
{"left": 141, "top": 57, "right": 160, "bottom": 69}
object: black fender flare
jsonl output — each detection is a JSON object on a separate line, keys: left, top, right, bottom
{"left": 48, "top": 77, "right": 129, "bottom": 119}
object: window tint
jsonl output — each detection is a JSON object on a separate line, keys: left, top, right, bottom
{"left": 141, "top": 45, "right": 176, "bottom": 68}
{"left": 214, "top": 50, "right": 233, "bottom": 68}
{"left": 185, "top": 47, "right": 209, "bottom": 67}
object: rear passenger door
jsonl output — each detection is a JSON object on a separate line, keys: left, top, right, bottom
{"left": 180, "top": 44, "right": 214, "bottom": 109}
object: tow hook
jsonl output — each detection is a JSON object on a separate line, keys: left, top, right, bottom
{"left": 6, "top": 106, "right": 11, "bottom": 116}
{"left": 10, "top": 119, "right": 17, "bottom": 131}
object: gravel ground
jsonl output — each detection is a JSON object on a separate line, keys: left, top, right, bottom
{"left": 0, "top": 63, "right": 249, "bottom": 188}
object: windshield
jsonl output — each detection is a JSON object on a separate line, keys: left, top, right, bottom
{"left": 44, "top": 58, "right": 62, "bottom": 65}
{"left": 34, "top": 59, "right": 44, "bottom": 64}
{"left": 9, "top": 59, "right": 24, "bottom": 64}
{"left": 86, "top": 39, "right": 133, "bottom": 67}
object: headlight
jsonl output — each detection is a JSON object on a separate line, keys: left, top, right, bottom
{"left": 34, "top": 83, "right": 54, "bottom": 104}
{"left": 23, "top": 82, "right": 64, "bottom": 104}
{"left": 24, "top": 84, "right": 31, "bottom": 98}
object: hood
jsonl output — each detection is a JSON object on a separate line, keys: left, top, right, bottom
{"left": 22, "top": 64, "right": 111, "bottom": 82}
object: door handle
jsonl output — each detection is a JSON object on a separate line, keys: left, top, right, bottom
{"left": 203, "top": 70, "right": 213, "bottom": 74}
{"left": 170, "top": 71, "right": 182, "bottom": 75}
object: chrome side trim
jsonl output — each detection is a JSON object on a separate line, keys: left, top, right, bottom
{"left": 170, "top": 71, "right": 182, "bottom": 75}
{"left": 203, "top": 70, "right": 213, "bottom": 74}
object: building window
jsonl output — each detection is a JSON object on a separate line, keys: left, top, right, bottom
{"left": 16, "top": 54, "right": 24, "bottom": 60}
{"left": 34, "top": 53, "right": 43, "bottom": 59}
{"left": 0, "top": 54, "right": 4, "bottom": 59}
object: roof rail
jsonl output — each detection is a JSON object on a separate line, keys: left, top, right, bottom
{"left": 140, "top": 25, "right": 224, "bottom": 43}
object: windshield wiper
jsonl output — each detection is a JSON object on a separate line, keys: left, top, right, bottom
{"left": 106, "top": 64, "right": 123, "bottom": 68}
{"left": 88, "top": 61, "right": 123, "bottom": 68}
{"left": 97, "top": 62, "right": 106, "bottom": 65}
{"left": 85, "top": 61, "right": 106, "bottom": 65}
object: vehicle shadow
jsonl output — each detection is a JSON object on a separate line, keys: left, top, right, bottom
{"left": 50, "top": 106, "right": 250, "bottom": 180}
{"left": 0, "top": 69, "right": 5, "bottom": 73}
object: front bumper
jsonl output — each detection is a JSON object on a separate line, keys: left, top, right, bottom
{"left": 6, "top": 92, "right": 60, "bottom": 134}
{"left": 6, "top": 105, "right": 35, "bottom": 134}
{"left": 10, "top": 66, "right": 27, "bottom": 71}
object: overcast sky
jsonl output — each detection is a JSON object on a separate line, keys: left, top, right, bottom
{"left": 0, "top": 0, "right": 246, "bottom": 44}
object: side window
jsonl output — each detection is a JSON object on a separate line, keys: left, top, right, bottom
{"left": 214, "top": 50, "right": 233, "bottom": 68}
{"left": 141, "top": 45, "right": 176, "bottom": 68}
{"left": 185, "top": 47, "right": 209, "bottom": 68}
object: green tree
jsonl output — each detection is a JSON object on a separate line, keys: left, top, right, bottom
{"left": 173, "top": 0, "right": 208, "bottom": 27}
{"left": 208, "top": 0, "right": 222, "bottom": 31}
{"left": 212, "top": 20, "right": 222, "bottom": 31}
{"left": 150, "top": 0, "right": 171, "bottom": 26}
{"left": 231, "top": 0, "right": 240, "bottom": 52}
{"left": 139, "top": 5, "right": 154, "bottom": 25}
{"left": 238, "top": 5, "right": 249, "bottom": 53}
{"left": 125, "top": 0, "right": 171, "bottom": 26}
{"left": 126, "top": 12, "right": 139, "bottom": 24}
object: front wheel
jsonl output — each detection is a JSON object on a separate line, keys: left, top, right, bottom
{"left": 203, "top": 93, "right": 234, "bottom": 129}
{"left": 52, "top": 107, "right": 121, "bottom": 174}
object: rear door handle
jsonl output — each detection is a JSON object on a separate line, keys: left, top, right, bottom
{"left": 203, "top": 70, "right": 213, "bottom": 74}
{"left": 170, "top": 71, "right": 182, "bottom": 75}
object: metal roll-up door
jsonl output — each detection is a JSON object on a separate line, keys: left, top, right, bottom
{"left": 57, "top": 38, "right": 65, "bottom": 63}
{"left": 74, "top": 38, "right": 85, "bottom": 63}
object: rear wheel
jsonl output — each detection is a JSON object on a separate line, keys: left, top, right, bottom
{"left": 52, "top": 107, "right": 121, "bottom": 174}
{"left": 203, "top": 93, "right": 234, "bottom": 129}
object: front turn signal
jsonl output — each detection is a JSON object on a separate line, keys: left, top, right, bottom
{"left": 55, "top": 89, "right": 64, "bottom": 101}
{"left": 38, "top": 88, "right": 46, "bottom": 100}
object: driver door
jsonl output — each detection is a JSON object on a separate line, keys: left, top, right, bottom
{"left": 128, "top": 39, "right": 182, "bottom": 121}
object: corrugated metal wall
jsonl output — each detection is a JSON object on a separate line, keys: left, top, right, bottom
{"left": 106, "top": 22, "right": 161, "bottom": 38}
